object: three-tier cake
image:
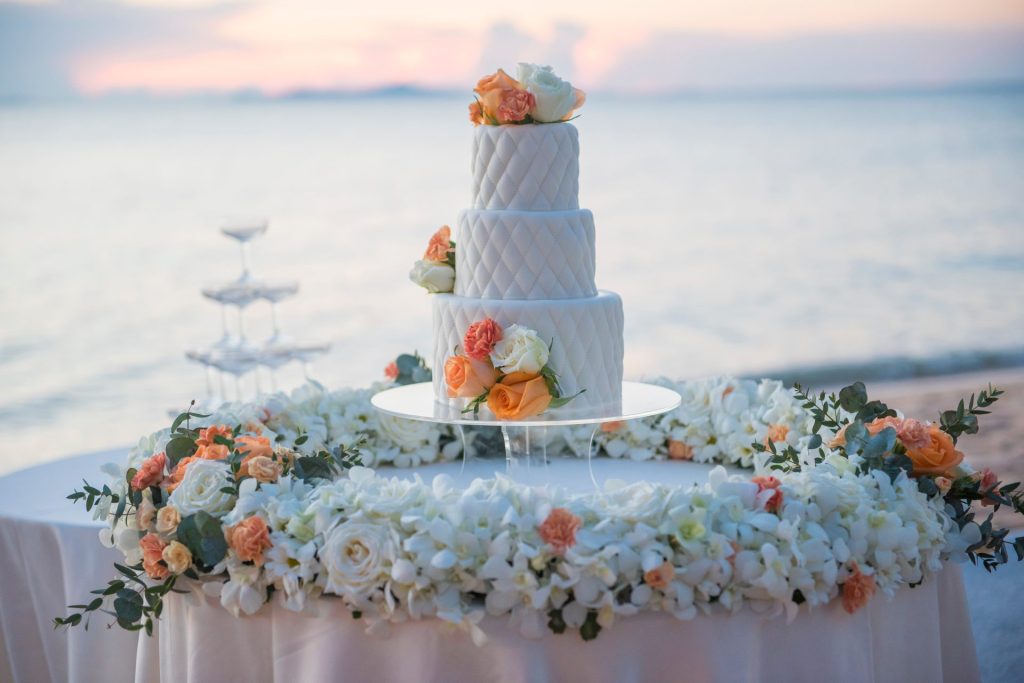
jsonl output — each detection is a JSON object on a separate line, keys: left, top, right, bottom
{"left": 411, "top": 65, "right": 624, "bottom": 419}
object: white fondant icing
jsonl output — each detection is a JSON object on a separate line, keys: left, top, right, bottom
{"left": 471, "top": 123, "right": 579, "bottom": 211}
{"left": 455, "top": 209, "right": 596, "bottom": 300}
{"left": 432, "top": 292, "right": 624, "bottom": 416}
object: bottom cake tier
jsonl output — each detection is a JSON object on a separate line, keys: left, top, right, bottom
{"left": 432, "top": 291, "right": 624, "bottom": 418}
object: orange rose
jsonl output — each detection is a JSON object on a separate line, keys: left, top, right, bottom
{"left": 195, "top": 424, "right": 232, "bottom": 459}
{"left": 225, "top": 516, "right": 272, "bottom": 565}
{"left": 904, "top": 424, "right": 963, "bottom": 476}
{"left": 474, "top": 68, "right": 520, "bottom": 96}
{"left": 486, "top": 372, "right": 552, "bottom": 420}
{"left": 424, "top": 225, "right": 453, "bottom": 263}
{"left": 538, "top": 508, "right": 581, "bottom": 554}
{"left": 841, "top": 562, "right": 876, "bottom": 614}
{"left": 643, "top": 561, "right": 675, "bottom": 590}
{"left": 237, "top": 435, "right": 273, "bottom": 459}
{"left": 445, "top": 355, "right": 498, "bottom": 398}
{"left": 668, "top": 439, "right": 694, "bottom": 461}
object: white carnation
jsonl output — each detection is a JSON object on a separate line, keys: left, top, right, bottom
{"left": 490, "top": 324, "right": 549, "bottom": 374}
{"left": 409, "top": 259, "right": 454, "bottom": 293}
{"left": 517, "top": 63, "right": 577, "bottom": 123}
{"left": 168, "top": 459, "right": 236, "bottom": 517}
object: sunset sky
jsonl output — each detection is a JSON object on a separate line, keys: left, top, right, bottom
{"left": 2, "top": 0, "right": 1024, "bottom": 98}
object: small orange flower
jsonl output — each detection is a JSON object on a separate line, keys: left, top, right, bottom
{"left": 131, "top": 452, "right": 167, "bottom": 490}
{"left": 601, "top": 420, "right": 625, "bottom": 433}
{"left": 668, "top": 439, "right": 694, "bottom": 461}
{"left": 463, "top": 318, "right": 502, "bottom": 361}
{"left": 752, "top": 475, "right": 784, "bottom": 513}
{"left": 384, "top": 361, "right": 399, "bottom": 380}
{"left": 424, "top": 225, "right": 453, "bottom": 263}
{"left": 139, "top": 532, "right": 169, "bottom": 580}
{"left": 841, "top": 562, "right": 877, "bottom": 614}
{"left": 538, "top": 508, "right": 582, "bottom": 554}
{"left": 468, "top": 100, "right": 484, "bottom": 126}
{"left": 164, "top": 456, "right": 195, "bottom": 493}
{"left": 237, "top": 435, "right": 273, "bottom": 459}
{"left": 722, "top": 386, "right": 735, "bottom": 399}
{"left": 764, "top": 424, "right": 789, "bottom": 448}
{"left": 225, "top": 516, "right": 273, "bottom": 565}
{"left": 643, "top": 561, "right": 675, "bottom": 590}
{"left": 195, "top": 424, "right": 232, "bottom": 460}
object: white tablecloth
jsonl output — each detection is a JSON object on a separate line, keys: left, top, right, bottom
{"left": 0, "top": 451, "right": 982, "bottom": 683}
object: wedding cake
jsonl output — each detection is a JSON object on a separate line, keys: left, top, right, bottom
{"left": 411, "top": 65, "right": 623, "bottom": 419}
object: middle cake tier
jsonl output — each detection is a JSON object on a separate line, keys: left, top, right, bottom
{"left": 432, "top": 291, "right": 624, "bottom": 417}
{"left": 455, "top": 208, "right": 597, "bottom": 300}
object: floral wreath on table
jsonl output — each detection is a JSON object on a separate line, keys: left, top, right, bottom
{"left": 445, "top": 318, "right": 583, "bottom": 418}
{"left": 55, "top": 361, "right": 1024, "bottom": 643}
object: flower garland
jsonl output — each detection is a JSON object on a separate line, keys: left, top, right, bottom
{"left": 56, "top": 373, "right": 1024, "bottom": 643}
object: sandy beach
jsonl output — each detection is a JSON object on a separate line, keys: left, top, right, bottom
{"left": 871, "top": 368, "right": 1024, "bottom": 530}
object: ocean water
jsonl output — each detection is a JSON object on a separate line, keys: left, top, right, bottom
{"left": 1, "top": 91, "right": 1023, "bottom": 473}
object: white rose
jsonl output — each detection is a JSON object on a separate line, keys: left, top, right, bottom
{"left": 322, "top": 520, "right": 396, "bottom": 598}
{"left": 168, "top": 459, "right": 236, "bottom": 517}
{"left": 409, "top": 259, "right": 455, "bottom": 293}
{"left": 376, "top": 413, "right": 435, "bottom": 451}
{"left": 517, "top": 63, "right": 577, "bottom": 123}
{"left": 490, "top": 324, "right": 549, "bottom": 374}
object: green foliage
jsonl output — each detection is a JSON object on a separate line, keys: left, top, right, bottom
{"left": 291, "top": 442, "right": 364, "bottom": 483}
{"left": 580, "top": 610, "right": 602, "bottom": 641}
{"left": 393, "top": 352, "right": 432, "bottom": 385}
{"left": 939, "top": 385, "right": 1003, "bottom": 444}
{"left": 54, "top": 563, "right": 178, "bottom": 635}
{"left": 177, "top": 511, "right": 228, "bottom": 569}
{"left": 547, "top": 608, "right": 567, "bottom": 634}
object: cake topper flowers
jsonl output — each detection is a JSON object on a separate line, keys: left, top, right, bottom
{"left": 444, "top": 317, "right": 583, "bottom": 418}
{"left": 470, "top": 64, "right": 586, "bottom": 126}
{"left": 409, "top": 225, "right": 455, "bottom": 293}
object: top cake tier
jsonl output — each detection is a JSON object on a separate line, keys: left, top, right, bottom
{"left": 471, "top": 123, "right": 579, "bottom": 211}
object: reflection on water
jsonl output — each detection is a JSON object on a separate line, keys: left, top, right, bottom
{"left": 1, "top": 91, "right": 1022, "bottom": 472}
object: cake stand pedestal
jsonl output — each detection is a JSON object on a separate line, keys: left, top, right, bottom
{"left": 371, "top": 381, "right": 681, "bottom": 486}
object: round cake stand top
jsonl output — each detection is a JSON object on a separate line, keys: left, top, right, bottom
{"left": 371, "top": 381, "right": 681, "bottom": 427}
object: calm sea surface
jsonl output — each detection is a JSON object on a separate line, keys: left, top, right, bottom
{"left": 1, "top": 91, "right": 1023, "bottom": 473}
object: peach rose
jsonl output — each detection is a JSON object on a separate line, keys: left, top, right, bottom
{"left": 246, "top": 455, "right": 282, "bottom": 483}
{"left": 132, "top": 452, "right": 167, "bottom": 490}
{"left": 137, "top": 497, "right": 157, "bottom": 530}
{"left": 195, "top": 424, "right": 232, "bottom": 460}
{"left": 468, "top": 100, "right": 484, "bottom": 126}
{"left": 164, "top": 456, "right": 195, "bottom": 493}
{"left": 487, "top": 372, "right": 552, "bottom": 420}
{"left": 571, "top": 88, "right": 586, "bottom": 115}
{"left": 904, "top": 424, "right": 964, "bottom": 476}
{"left": 226, "top": 516, "right": 272, "bottom": 565}
{"left": 538, "top": 508, "right": 581, "bottom": 554}
{"left": 424, "top": 225, "right": 453, "bottom": 263}
{"left": 722, "top": 386, "right": 735, "bottom": 399}
{"left": 463, "top": 318, "right": 503, "bottom": 361}
{"left": 155, "top": 505, "right": 181, "bottom": 535}
{"left": 841, "top": 562, "right": 877, "bottom": 614}
{"left": 752, "top": 475, "right": 784, "bottom": 514}
{"left": 668, "top": 439, "right": 694, "bottom": 461}
{"left": 139, "top": 532, "right": 169, "bottom": 580}
{"left": 764, "top": 424, "right": 789, "bottom": 448}
{"left": 162, "top": 540, "right": 192, "bottom": 574}
{"left": 384, "top": 361, "right": 399, "bottom": 380}
{"left": 601, "top": 420, "right": 625, "bottom": 433}
{"left": 644, "top": 561, "right": 675, "bottom": 590}
{"left": 445, "top": 355, "right": 498, "bottom": 398}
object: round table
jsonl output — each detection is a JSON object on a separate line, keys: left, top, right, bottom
{"left": 0, "top": 452, "right": 982, "bottom": 683}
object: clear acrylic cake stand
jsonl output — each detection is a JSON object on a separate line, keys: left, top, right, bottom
{"left": 371, "top": 381, "right": 682, "bottom": 486}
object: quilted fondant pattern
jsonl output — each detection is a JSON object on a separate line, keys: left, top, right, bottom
{"left": 472, "top": 124, "right": 579, "bottom": 211}
{"left": 432, "top": 293, "right": 624, "bottom": 417}
{"left": 455, "top": 209, "right": 597, "bottom": 300}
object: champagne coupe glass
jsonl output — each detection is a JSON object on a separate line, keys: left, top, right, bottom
{"left": 221, "top": 219, "right": 268, "bottom": 283}
{"left": 260, "top": 281, "right": 300, "bottom": 350}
